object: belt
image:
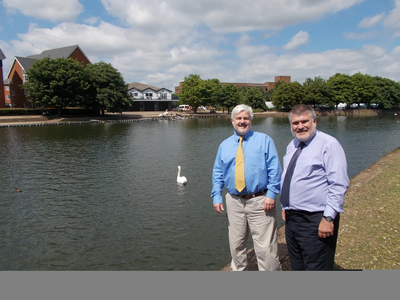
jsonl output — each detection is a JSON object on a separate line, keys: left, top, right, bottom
{"left": 233, "top": 189, "right": 267, "bottom": 200}
{"left": 285, "top": 210, "right": 322, "bottom": 216}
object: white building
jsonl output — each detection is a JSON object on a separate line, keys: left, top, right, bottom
{"left": 127, "top": 82, "right": 176, "bottom": 111}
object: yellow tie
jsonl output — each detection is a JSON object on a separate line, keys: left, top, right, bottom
{"left": 235, "top": 136, "right": 246, "bottom": 192}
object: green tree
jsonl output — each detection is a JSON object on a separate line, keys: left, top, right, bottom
{"left": 22, "top": 57, "right": 90, "bottom": 116}
{"left": 271, "top": 81, "right": 305, "bottom": 110}
{"left": 238, "top": 86, "right": 248, "bottom": 105}
{"left": 326, "top": 73, "right": 353, "bottom": 107}
{"left": 246, "top": 86, "right": 267, "bottom": 110}
{"left": 350, "top": 72, "right": 376, "bottom": 107}
{"left": 179, "top": 74, "right": 205, "bottom": 113}
{"left": 221, "top": 84, "right": 240, "bottom": 113}
{"left": 302, "top": 76, "right": 333, "bottom": 107}
{"left": 205, "top": 78, "right": 223, "bottom": 108}
{"left": 373, "top": 76, "right": 400, "bottom": 109}
{"left": 86, "top": 61, "right": 133, "bottom": 116}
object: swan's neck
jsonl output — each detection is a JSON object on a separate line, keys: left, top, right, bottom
{"left": 177, "top": 168, "right": 181, "bottom": 178}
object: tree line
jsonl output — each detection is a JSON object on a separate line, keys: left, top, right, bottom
{"left": 178, "top": 73, "right": 400, "bottom": 112}
{"left": 22, "top": 57, "right": 133, "bottom": 116}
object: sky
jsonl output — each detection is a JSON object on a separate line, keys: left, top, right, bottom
{"left": 1, "top": 0, "right": 400, "bottom": 92}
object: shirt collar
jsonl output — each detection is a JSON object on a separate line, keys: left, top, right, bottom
{"left": 234, "top": 130, "right": 253, "bottom": 142}
{"left": 295, "top": 130, "right": 318, "bottom": 147}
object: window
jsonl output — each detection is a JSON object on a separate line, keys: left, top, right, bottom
{"left": 11, "top": 90, "right": 15, "bottom": 96}
{"left": 5, "top": 86, "right": 9, "bottom": 91}
{"left": 10, "top": 78, "right": 14, "bottom": 84}
{"left": 7, "top": 95, "right": 10, "bottom": 100}
{"left": 160, "top": 93, "right": 167, "bottom": 99}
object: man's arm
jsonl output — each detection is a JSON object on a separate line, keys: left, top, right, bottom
{"left": 319, "top": 140, "right": 349, "bottom": 238}
{"left": 265, "top": 138, "right": 282, "bottom": 199}
{"left": 323, "top": 141, "right": 349, "bottom": 218}
{"left": 211, "top": 146, "right": 225, "bottom": 213}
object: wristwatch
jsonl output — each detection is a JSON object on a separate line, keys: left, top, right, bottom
{"left": 323, "top": 216, "right": 334, "bottom": 222}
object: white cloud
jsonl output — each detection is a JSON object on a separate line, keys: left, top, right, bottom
{"left": 101, "top": 0, "right": 364, "bottom": 34}
{"left": 283, "top": 31, "right": 310, "bottom": 51}
{"left": 3, "top": 0, "right": 400, "bottom": 91}
{"left": 2, "top": 0, "right": 83, "bottom": 22}
{"left": 383, "top": 0, "right": 400, "bottom": 30}
{"left": 358, "top": 13, "right": 384, "bottom": 28}
{"left": 343, "top": 31, "right": 377, "bottom": 40}
{"left": 84, "top": 17, "right": 100, "bottom": 25}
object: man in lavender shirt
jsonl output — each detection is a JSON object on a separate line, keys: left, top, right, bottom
{"left": 281, "top": 104, "right": 349, "bottom": 270}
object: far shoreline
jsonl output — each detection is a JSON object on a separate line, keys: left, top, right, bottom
{"left": 1, "top": 107, "right": 398, "bottom": 128}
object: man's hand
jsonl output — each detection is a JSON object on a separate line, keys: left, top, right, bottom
{"left": 318, "top": 218, "right": 334, "bottom": 238}
{"left": 282, "top": 209, "right": 286, "bottom": 222}
{"left": 263, "top": 197, "right": 275, "bottom": 212}
{"left": 213, "top": 203, "right": 224, "bottom": 214}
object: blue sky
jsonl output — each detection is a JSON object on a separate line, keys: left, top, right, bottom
{"left": 1, "top": 0, "right": 400, "bottom": 91}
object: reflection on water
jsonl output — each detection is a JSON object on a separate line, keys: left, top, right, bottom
{"left": 0, "top": 115, "right": 399, "bottom": 270}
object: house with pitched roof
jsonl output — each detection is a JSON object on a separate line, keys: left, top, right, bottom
{"left": 3, "top": 45, "right": 91, "bottom": 108}
{"left": 127, "top": 82, "right": 176, "bottom": 111}
{"left": 0, "top": 48, "right": 6, "bottom": 108}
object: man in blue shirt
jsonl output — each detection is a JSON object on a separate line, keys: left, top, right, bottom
{"left": 211, "top": 104, "right": 282, "bottom": 271}
{"left": 281, "top": 104, "right": 349, "bottom": 270}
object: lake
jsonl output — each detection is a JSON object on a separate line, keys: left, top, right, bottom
{"left": 0, "top": 114, "right": 399, "bottom": 270}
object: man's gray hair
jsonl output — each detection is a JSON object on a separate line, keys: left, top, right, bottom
{"left": 231, "top": 104, "right": 253, "bottom": 120}
{"left": 288, "top": 104, "right": 316, "bottom": 122}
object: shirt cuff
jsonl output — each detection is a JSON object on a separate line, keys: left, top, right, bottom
{"left": 324, "top": 206, "right": 338, "bottom": 219}
{"left": 266, "top": 190, "right": 276, "bottom": 200}
{"left": 213, "top": 196, "right": 223, "bottom": 205}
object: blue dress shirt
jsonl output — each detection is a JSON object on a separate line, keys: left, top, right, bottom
{"left": 281, "top": 130, "right": 350, "bottom": 218}
{"left": 211, "top": 130, "right": 282, "bottom": 205}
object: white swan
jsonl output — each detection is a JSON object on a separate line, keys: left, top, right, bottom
{"left": 177, "top": 166, "right": 188, "bottom": 185}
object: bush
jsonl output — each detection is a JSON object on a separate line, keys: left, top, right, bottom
{"left": 0, "top": 108, "right": 43, "bottom": 116}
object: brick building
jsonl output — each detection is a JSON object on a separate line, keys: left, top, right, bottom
{"left": 3, "top": 45, "right": 91, "bottom": 108}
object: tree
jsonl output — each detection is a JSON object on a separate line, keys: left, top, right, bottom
{"left": 373, "top": 76, "right": 400, "bottom": 109}
{"left": 221, "top": 84, "right": 240, "bottom": 113}
{"left": 179, "top": 74, "right": 205, "bottom": 113}
{"left": 272, "top": 81, "right": 305, "bottom": 110}
{"left": 351, "top": 72, "right": 376, "bottom": 107}
{"left": 302, "top": 76, "right": 333, "bottom": 107}
{"left": 238, "top": 86, "right": 248, "bottom": 105}
{"left": 85, "top": 61, "right": 133, "bottom": 116}
{"left": 22, "top": 57, "right": 90, "bottom": 116}
{"left": 207, "top": 78, "right": 223, "bottom": 108}
{"left": 246, "top": 87, "right": 267, "bottom": 110}
{"left": 326, "top": 73, "right": 353, "bottom": 107}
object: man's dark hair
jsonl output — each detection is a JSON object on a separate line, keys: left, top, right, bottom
{"left": 288, "top": 104, "right": 316, "bottom": 122}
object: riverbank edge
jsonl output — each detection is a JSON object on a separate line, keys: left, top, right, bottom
{"left": 1, "top": 108, "right": 398, "bottom": 127}
{"left": 220, "top": 147, "right": 400, "bottom": 271}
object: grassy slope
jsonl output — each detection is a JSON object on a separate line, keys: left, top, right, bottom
{"left": 335, "top": 148, "right": 400, "bottom": 270}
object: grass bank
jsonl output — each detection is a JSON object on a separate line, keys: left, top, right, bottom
{"left": 334, "top": 147, "right": 400, "bottom": 270}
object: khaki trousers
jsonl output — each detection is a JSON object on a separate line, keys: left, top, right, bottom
{"left": 226, "top": 193, "right": 281, "bottom": 271}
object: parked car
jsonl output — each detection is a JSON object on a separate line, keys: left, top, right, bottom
{"left": 178, "top": 105, "right": 190, "bottom": 111}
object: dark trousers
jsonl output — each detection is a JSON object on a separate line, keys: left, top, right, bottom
{"left": 285, "top": 210, "right": 340, "bottom": 270}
